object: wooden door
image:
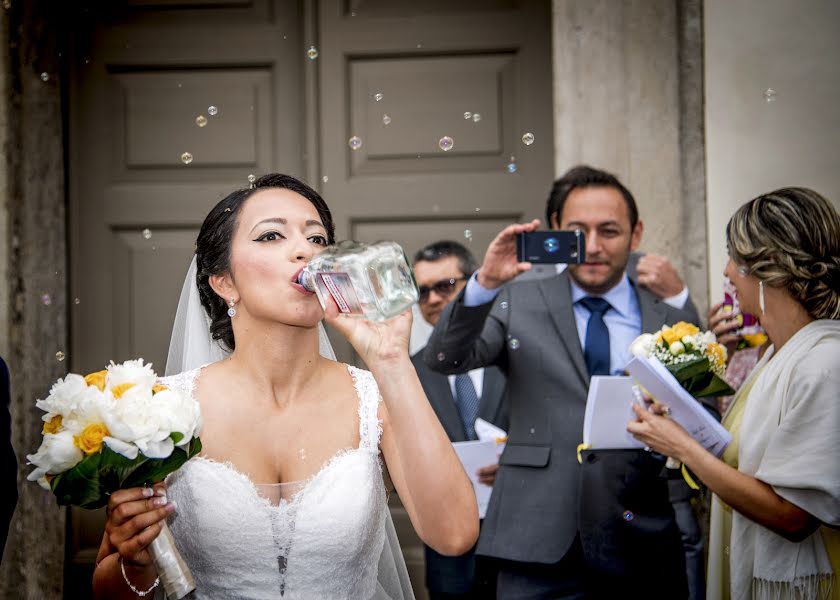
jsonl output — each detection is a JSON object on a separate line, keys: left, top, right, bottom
{"left": 66, "top": 0, "right": 552, "bottom": 596}
{"left": 316, "top": 1, "right": 553, "bottom": 595}
{"left": 66, "top": 1, "right": 307, "bottom": 592}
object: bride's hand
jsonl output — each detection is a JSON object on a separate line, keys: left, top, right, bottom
{"left": 323, "top": 300, "right": 412, "bottom": 365}
{"left": 104, "top": 483, "right": 175, "bottom": 567}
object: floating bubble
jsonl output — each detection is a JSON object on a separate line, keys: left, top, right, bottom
{"left": 500, "top": 301, "right": 509, "bottom": 310}
{"left": 374, "top": 92, "right": 383, "bottom": 102}
{"left": 41, "top": 294, "right": 52, "bottom": 306}
{"left": 322, "top": 175, "right": 329, "bottom": 183}
{"left": 437, "top": 352, "right": 445, "bottom": 362}
{"left": 506, "top": 162, "right": 518, "bottom": 174}
{"left": 40, "top": 72, "right": 50, "bottom": 82}
{"left": 416, "top": 43, "right": 422, "bottom": 49}
{"left": 348, "top": 136, "right": 363, "bottom": 150}
{"left": 195, "top": 115, "right": 208, "bottom": 127}
{"left": 622, "top": 510, "right": 634, "bottom": 522}
{"left": 208, "top": 105, "right": 218, "bottom": 116}
{"left": 438, "top": 136, "right": 454, "bottom": 152}
{"left": 382, "top": 114, "right": 391, "bottom": 125}
{"left": 522, "top": 132, "right": 535, "bottom": 145}
{"left": 247, "top": 174, "right": 256, "bottom": 184}
{"left": 432, "top": 204, "right": 440, "bottom": 213}
{"left": 463, "top": 111, "right": 472, "bottom": 120}
{"left": 508, "top": 338, "right": 520, "bottom": 350}
{"left": 472, "top": 113, "right": 481, "bottom": 123}
{"left": 55, "top": 351, "right": 65, "bottom": 362}
{"left": 181, "top": 152, "right": 193, "bottom": 164}
{"left": 475, "top": 207, "right": 481, "bottom": 212}
{"left": 142, "top": 228, "right": 152, "bottom": 240}
{"left": 464, "top": 229, "right": 473, "bottom": 240}
{"left": 2, "top": 0, "right": 11, "bottom": 10}
{"left": 307, "top": 46, "right": 319, "bottom": 60}
{"left": 763, "top": 88, "right": 777, "bottom": 102}
{"left": 74, "top": 298, "right": 81, "bottom": 305}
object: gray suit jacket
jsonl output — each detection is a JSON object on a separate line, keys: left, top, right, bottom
{"left": 423, "top": 270, "right": 698, "bottom": 568}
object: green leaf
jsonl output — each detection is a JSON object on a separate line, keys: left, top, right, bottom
{"left": 170, "top": 431, "right": 184, "bottom": 445}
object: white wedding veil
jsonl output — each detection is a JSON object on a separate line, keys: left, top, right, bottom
{"left": 165, "top": 256, "right": 414, "bottom": 599}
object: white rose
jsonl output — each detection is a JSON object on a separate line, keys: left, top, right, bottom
{"left": 106, "top": 359, "right": 157, "bottom": 394}
{"left": 155, "top": 388, "right": 202, "bottom": 445}
{"left": 669, "top": 341, "right": 686, "bottom": 355}
{"left": 35, "top": 374, "right": 88, "bottom": 419}
{"left": 629, "top": 333, "right": 656, "bottom": 358}
{"left": 26, "top": 430, "right": 83, "bottom": 482}
{"left": 103, "top": 387, "right": 170, "bottom": 449}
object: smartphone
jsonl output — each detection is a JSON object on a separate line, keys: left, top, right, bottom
{"left": 516, "top": 229, "right": 585, "bottom": 264}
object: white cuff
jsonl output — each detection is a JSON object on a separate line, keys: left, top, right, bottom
{"left": 463, "top": 272, "right": 502, "bottom": 307}
{"left": 663, "top": 286, "right": 690, "bottom": 309}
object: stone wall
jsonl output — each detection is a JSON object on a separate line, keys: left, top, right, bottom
{"left": 0, "top": 1, "right": 67, "bottom": 598}
{"left": 552, "top": 0, "right": 708, "bottom": 316}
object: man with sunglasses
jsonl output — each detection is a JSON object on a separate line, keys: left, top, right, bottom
{"left": 410, "top": 240, "right": 508, "bottom": 600}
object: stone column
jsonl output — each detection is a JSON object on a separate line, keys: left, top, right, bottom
{"left": 0, "top": 1, "right": 68, "bottom": 597}
{"left": 552, "top": 0, "right": 708, "bottom": 316}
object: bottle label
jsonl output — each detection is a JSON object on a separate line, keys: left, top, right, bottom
{"left": 317, "top": 272, "right": 363, "bottom": 315}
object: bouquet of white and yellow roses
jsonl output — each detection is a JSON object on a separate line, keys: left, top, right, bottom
{"left": 629, "top": 321, "right": 735, "bottom": 398}
{"left": 27, "top": 359, "right": 201, "bottom": 598}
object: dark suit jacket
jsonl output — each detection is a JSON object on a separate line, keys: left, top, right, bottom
{"left": 411, "top": 350, "right": 508, "bottom": 595}
{"left": 1, "top": 357, "right": 17, "bottom": 563}
{"left": 423, "top": 271, "right": 695, "bottom": 596}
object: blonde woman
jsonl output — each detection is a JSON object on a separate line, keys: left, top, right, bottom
{"left": 628, "top": 187, "right": 840, "bottom": 599}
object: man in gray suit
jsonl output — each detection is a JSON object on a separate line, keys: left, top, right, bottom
{"left": 424, "top": 165, "right": 699, "bottom": 598}
{"left": 410, "top": 241, "right": 508, "bottom": 600}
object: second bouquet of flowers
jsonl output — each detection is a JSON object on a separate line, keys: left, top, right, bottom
{"left": 629, "top": 321, "right": 735, "bottom": 398}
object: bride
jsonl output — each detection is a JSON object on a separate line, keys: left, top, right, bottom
{"left": 91, "top": 173, "right": 479, "bottom": 599}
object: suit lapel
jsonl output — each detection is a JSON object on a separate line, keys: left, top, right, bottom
{"left": 424, "top": 369, "right": 466, "bottom": 442}
{"left": 538, "top": 273, "right": 589, "bottom": 385}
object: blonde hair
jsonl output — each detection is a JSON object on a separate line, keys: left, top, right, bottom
{"left": 726, "top": 187, "right": 840, "bottom": 320}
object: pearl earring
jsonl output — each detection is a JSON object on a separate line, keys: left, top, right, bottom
{"left": 737, "top": 265, "right": 749, "bottom": 276}
{"left": 759, "top": 281, "right": 765, "bottom": 315}
{"left": 227, "top": 299, "right": 237, "bottom": 318}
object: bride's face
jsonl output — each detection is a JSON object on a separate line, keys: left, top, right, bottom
{"left": 225, "top": 188, "right": 330, "bottom": 327}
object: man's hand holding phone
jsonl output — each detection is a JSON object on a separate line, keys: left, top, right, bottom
{"left": 476, "top": 219, "right": 541, "bottom": 290}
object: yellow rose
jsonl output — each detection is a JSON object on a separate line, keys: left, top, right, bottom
{"left": 742, "top": 333, "right": 768, "bottom": 348}
{"left": 152, "top": 384, "right": 168, "bottom": 394}
{"left": 661, "top": 322, "right": 699, "bottom": 345}
{"left": 111, "top": 383, "right": 135, "bottom": 399}
{"left": 74, "top": 423, "right": 110, "bottom": 455}
{"left": 42, "top": 415, "right": 63, "bottom": 434}
{"left": 84, "top": 370, "right": 107, "bottom": 392}
{"left": 706, "top": 343, "right": 727, "bottom": 369}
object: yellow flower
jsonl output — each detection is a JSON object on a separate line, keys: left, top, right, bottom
{"left": 74, "top": 423, "right": 110, "bottom": 455}
{"left": 152, "top": 384, "right": 168, "bottom": 394}
{"left": 42, "top": 415, "right": 63, "bottom": 434}
{"left": 706, "top": 343, "right": 727, "bottom": 369}
{"left": 661, "top": 322, "right": 700, "bottom": 345}
{"left": 111, "top": 383, "right": 135, "bottom": 399}
{"left": 84, "top": 370, "right": 107, "bottom": 391}
{"left": 742, "top": 333, "right": 768, "bottom": 348}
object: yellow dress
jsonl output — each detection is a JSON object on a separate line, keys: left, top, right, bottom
{"left": 706, "top": 367, "right": 840, "bottom": 599}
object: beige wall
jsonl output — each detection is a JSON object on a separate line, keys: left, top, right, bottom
{"left": 0, "top": 11, "right": 9, "bottom": 357}
{"left": 705, "top": 0, "right": 840, "bottom": 303}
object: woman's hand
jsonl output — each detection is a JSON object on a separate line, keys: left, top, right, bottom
{"left": 708, "top": 301, "right": 742, "bottom": 358}
{"left": 104, "top": 483, "right": 175, "bottom": 567}
{"left": 323, "top": 302, "right": 413, "bottom": 365}
{"left": 627, "top": 403, "right": 699, "bottom": 463}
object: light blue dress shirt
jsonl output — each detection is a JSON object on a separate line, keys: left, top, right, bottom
{"left": 464, "top": 272, "right": 645, "bottom": 375}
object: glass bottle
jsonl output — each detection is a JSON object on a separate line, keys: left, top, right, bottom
{"left": 298, "top": 240, "right": 419, "bottom": 321}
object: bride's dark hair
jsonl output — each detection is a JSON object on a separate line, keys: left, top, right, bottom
{"left": 195, "top": 173, "right": 335, "bottom": 351}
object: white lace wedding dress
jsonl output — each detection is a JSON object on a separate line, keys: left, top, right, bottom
{"left": 156, "top": 364, "right": 413, "bottom": 600}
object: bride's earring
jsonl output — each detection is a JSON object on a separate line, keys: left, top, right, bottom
{"left": 759, "top": 281, "right": 765, "bottom": 315}
{"left": 227, "top": 299, "right": 237, "bottom": 318}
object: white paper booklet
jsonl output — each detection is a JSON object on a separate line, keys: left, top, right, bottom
{"left": 452, "top": 439, "right": 498, "bottom": 519}
{"left": 625, "top": 355, "right": 732, "bottom": 457}
{"left": 583, "top": 376, "right": 646, "bottom": 450}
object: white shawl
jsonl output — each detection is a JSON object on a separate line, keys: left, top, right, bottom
{"left": 731, "top": 319, "right": 840, "bottom": 599}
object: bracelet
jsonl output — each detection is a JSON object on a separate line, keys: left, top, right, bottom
{"left": 120, "top": 556, "right": 160, "bottom": 597}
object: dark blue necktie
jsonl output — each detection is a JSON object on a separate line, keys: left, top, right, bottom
{"left": 579, "top": 296, "right": 612, "bottom": 376}
{"left": 454, "top": 374, "right": 480, "bottom": 440}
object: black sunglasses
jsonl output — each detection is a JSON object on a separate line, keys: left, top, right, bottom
{"left": 418, "top": 276, "right": 468, "bottom": 303}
